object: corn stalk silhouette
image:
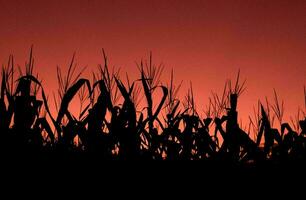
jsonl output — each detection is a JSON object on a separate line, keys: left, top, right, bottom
{"left": 1, "top": 48, "right": 306, "bottom": 163}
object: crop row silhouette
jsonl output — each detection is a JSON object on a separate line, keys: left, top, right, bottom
{"left": 0, "top": 48, "right": 305, "bottom": 164}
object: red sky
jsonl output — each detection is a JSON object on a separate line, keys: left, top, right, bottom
{"left": 0, "top": 0, "right": 305, "bottom": 125}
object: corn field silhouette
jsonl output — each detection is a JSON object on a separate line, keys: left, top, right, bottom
{"left": 1, "top": 48, "right": 305, "bottom": 165}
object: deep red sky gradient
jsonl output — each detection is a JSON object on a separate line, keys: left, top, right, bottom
{"left": 0, "top": 0, "right": 305, "bottom": 124}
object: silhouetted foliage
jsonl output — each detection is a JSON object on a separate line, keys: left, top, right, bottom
{"left": 0, "top": 49, "right": 305, "bottom": 166}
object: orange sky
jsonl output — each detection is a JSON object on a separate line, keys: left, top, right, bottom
{"left": 0, "top": 0, "right": 305, "bottom": 125}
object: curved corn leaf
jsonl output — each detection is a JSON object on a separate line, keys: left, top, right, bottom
{"left": 17, "top": 75, "right": 60, "bottom": 134}
{"left": 56, "top": 78, "right": 91, "bottom": 124}
{"left": 152, "top": 86, "right": 168, "bottom": 120}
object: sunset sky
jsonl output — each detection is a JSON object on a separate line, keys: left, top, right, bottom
{"left": 0, "top": 0, "right": 305, "bottom": 124}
